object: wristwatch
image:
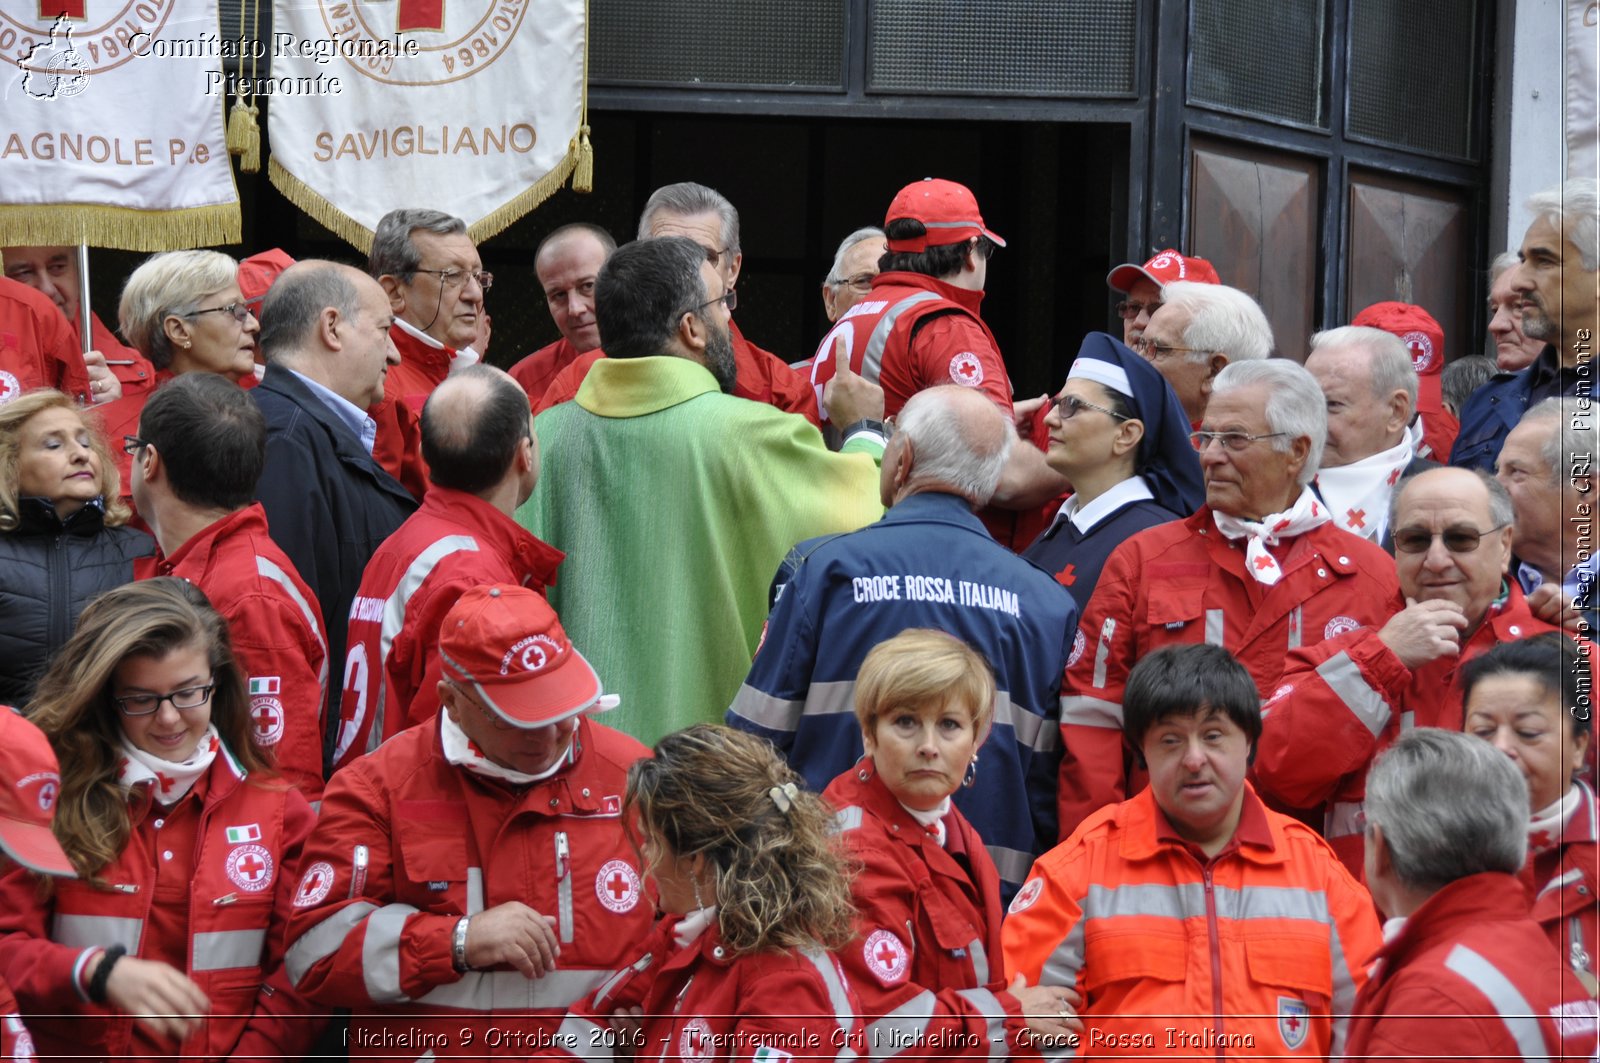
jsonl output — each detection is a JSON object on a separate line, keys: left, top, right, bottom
{"left": 451, "top": 916, "right": 471, "bottom": 972}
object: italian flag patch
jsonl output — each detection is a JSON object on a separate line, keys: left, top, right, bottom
{"left": 226, "top": 823, "right": 262, "bottom": 844}
{"left": 249, "top": 677, "right": 280, "bottom": 696}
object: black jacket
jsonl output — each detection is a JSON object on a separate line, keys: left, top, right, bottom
{"left": 0, "top": 497, "right": 153, "bottom": 706}
{"left": 252, "top": 364, "right": 417, "bottom": 767}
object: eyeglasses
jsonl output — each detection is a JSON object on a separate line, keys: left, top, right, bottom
{"left": 185, "top": 303, "right": 253, "bottom": 324}
{"left": 1047, "top": 394, "right": 1130, "bottom": 422}
{"left": 1392, "top": 523, "right": 1509, "bottom": 555}
{"left": 414, "top": 268, "right": 494, "bottom": 292}
{"left": 1189, "top": 430, "right": 1290, "bottom": 453}
{"left": 446, "top": 681, "right": 519, "bottom": 731}
{"left": 834, "top": 272, "right": 875, "bottom": 293}
{"left": 1132, "top": 336, "right": 1212, "bottom": 360}
{"left": 122, "top": 434, "right": 149, "bottom": 456}
{"left": 1115, "top": 299, "right": 1162, "bottom": 320}
{"left": 114, "top": 681, "right": 216, "bottom": 717}
{"left": 684, "top": 290, "right": 738, "bottom": 317}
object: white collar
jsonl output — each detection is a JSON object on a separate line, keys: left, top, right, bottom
{"left": 394, "top": 316, "right": 481, "bottom": 366}
{"left": 1053, "top": 476, "right": 1155, "bottom": 535}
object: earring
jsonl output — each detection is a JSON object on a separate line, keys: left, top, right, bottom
{"left": 182, "top": 340, "right": 191, "bottom": 349}
{"left": 691, "top": 874, "right": 706, "bottom": 912}
{"left": 963, "top": 758, "right": 978, "bottom": 788}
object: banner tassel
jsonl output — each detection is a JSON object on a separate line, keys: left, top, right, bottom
{"left": 227, "top": 100, "right": 262, "bottom": 173}
{"left": 573, "top": 125, "right": 593, "bottom": 193}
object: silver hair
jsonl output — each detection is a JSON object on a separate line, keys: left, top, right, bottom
{"left": 1365, "top": 728, "right": 1527, "bottom": 891}
{"left": 1163, "top": 281, "right": 1274, "bottom": 365}
{"left": 895, "top": 387, "right": 1014, "bottom": 506}
{"left": 369, "top": 208, "right": 467, "bottom": 281}
{"left": 1526, "top": 178, "right": 1599, "bottom": 272}
{"left": 1388, "top": 466, "right": 1514, "bottom": 534}
{"left": 118, "top": 250, "right": 241, "bottom": 370}
{"left": 638, "top": 182, "right": 741, "bottom": 255}
{"left": 1308, "top": 325, "right": 1418, "bottom": 406}
{"left": 824, "top": 227, "right": 886, "bottom": 286}
{"left": 1210, "top": 359, "right": 1325, "bottom": 483}
{"left": 1488, "top": 250, "right": 1521, "bottom": 285}
{"left": 1520, "top": 397, "right": 1597, "bottom": 483}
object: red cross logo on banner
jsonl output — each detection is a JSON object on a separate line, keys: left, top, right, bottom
{"left": 41, "top": 1, "right": 86, "bottom": 18}
{"left": 1347, "top": 508, "right": 1366, "bottom": 529}
{"left": 377, "top": 0, "right": 446, "bottom": 32}
{"left": 1055, "top": 563, "right": 1077, "bottom": 586}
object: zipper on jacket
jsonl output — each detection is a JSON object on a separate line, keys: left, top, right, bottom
{"left": 555, "top": 831, "right": 573, "bottom": 944}
{"left": 49, "top": 531, "right": 70, "bottom": 657}
{"left": 111, "top": 883, "right": 140, "bottom": 894}
{"left": 1202, "top": 865, "right": 1226, "bottom": 1059}
{"left": 1570, "top": 915, "right": 1593, "bottom": 977}
{"left": 350, "top": 845, "right": 369, "bottom": 898}
{"left": 211, "top": 892, "right": 237, "bottom": 906}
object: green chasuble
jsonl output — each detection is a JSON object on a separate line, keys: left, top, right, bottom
{"left": 516, "top": 356, "right": 883, "bottom": 746}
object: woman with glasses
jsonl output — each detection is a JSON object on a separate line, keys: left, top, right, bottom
{"left": 0, "top": 389, "right": 153, "bottom": 706}
{"left": 568, "top": 724, "right": 866, "bottom": 1060}
{"left": 1022, "top": 332, "right": 1203, "bottom": 609}
{"left": 0, "top": 578, "right": 320, "bottom": 1061}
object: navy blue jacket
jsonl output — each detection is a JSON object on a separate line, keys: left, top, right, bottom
{"left": 1451, "top": 345, "right": 1588, "bottom": 471}
{"left": 252, "top": 364, "right": 416, "bottom": 767}
{"left": 1022, "top": 497, "right": 1185, "bottom": 611}
{"left": 726, "top": 491, "right": 1078, "bottom": 900}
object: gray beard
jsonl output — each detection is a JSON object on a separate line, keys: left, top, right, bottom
{"left": 705, "top": 325, "right": 738, "bottom": 394}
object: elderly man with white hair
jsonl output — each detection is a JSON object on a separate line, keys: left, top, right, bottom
{"left": 1346, "top": 729, "right": 1598, "bottom": 1060}
{"left": 1305, "top": 325, "right": 1435, "bottom": 547}
{"left": 728, "top": 384, "right": 1078, "bottom": 898}
{"left": 1453, "top": 178, "right": 1600, "bottom": 471}
{"left": 1134, "top": 280, "right": 1273, "bottom": 427}
{"left": 820, "top": 226, "right": 887, "bottom": 324}
{"left": 1058, "top": 359, "right": 1401, "bottom": 838}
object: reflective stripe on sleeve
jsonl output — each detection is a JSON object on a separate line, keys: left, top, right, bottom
{"left": 50, "top": 913, "right": 143, "bottom": 954}
{"left": 862, "top": 292, "right": 941, "bottom": 382}
{"left": 192, "top": 927, "right": 267, "bottom": 971}
{"left": 1040, "top": 912, "right": 1085, "bottom": 989}
{"left": 1287, "top": 605, "right": 1303, "bottom": 650}
{"left": 727, "top": 685, "right": 813, "bottom": 734}
{"left": 1442, "top": 944, "right": 1548, "bottom": 1062}
{"left": 1313, "top": 651, "right": 1390, "bottom": 738}
{"left": 953, "top": 986, "right": 1008, "bottom": 1059}
{"left": 865, "top": 990, "right": 934, "bottom": 1060}
{"left": 988, "top": 847, "right": 1034, "bottom": 890}
{"left": 967, "top": 937, "right": 990, "bottom": 985}
{"left": 1091, "top": 619, "right": 1115, "bottom": 689}
{"left": 801, "top": 946, "right": 861, "bottom": 1063}
{"left": 1326, "top": 903, "right": 1359, "bottom": 1058}
{"left": 555, "top": 1013, "right": 615, "bottom": 1060}
{"left": 1204, "top": 609, "right": 1225, "bottom": 647}
{"left": 1059, "top": 696, "right": 1121, "bottom": 729}
{"left": 256, "top": 554, "right": 329, "bottom": 695}
{"left": 361, "top": 903, "right": 417, "bottom": 1002}
{"left": 415, "top": 967, "right": 611, "bottom": 1011}
{"left": 284, "top": 900, "right": 378, "bottom": 986}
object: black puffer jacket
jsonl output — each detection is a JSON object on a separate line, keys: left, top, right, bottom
{"left": 0, "top": 496, "right": 154, "bottom": 706}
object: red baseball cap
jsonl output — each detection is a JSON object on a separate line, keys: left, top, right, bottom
{"left": 1352, "top": 301, "right": 1445, "bottom": 412}
{"left": 0, "top": 708, "right": 76, "bottom": 877}
{"left": 238, "top": 248, "right": 296, "bottom": 309}
{"left": 438, "top": 586, "right": 618, "bottom": 729}
{"left": 884, "top": 178, "right": 1006, "bottom": 253}
{"left": 1106, "top": 249, "right": 1222, "bottom": 293}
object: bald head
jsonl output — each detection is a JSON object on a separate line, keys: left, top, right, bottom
{"left": 421, "top": 364, "right": 538, "bottom": 504}
{"left": 884, "top": 386, "right": 1014, "bottom": 507}
{"left": 1390, "top": 466, "right": 1514, "bottom": 626}
{"left": 536, "top": 224, "right": 614, "bottom": 353}
{"left": 258, "top": 261, "right": 397, "bottom": 408}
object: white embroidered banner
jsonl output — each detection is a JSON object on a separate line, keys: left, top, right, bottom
{"left": 1569, "top": 0, "right": 1599, "bottom": 181}
{"left": 0, "top": 0, "right": 241, "bottom": 249}
{"left": 266, "top": 0, "right": 588, "bottom": 252}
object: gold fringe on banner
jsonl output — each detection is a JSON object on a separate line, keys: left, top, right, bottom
{"left": 472, "top": 151, "right": 578, "bottom": 243}
{"left": 226, "top": 101, "right": 262, "bottom": 173}
{"left": 571, "top": 0, "right": 593, "bottom": 193}
{"left": 0, "top": 203, "right": 241, "bottom": 251}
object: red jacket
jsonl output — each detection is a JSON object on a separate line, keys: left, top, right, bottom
{"left": 284, "top": 715, "right": 653, "bottom": 1057}
{"left": 1523, "top": 780, "right": 1600, "bottom": 994}
{"left": 0, "top": 980, "right": 32, "bottom": 1063}
{"left": 334, "top": 486, "right": 564, "bottom": 769}
{"left": 0, "top": 744, "right": 319, "bottom": 1062}
{"left": 1002, "top": 785, "right": 1381, "bottom": 1060}
{"left": 0, "top": 277, "right": 89, "bottom": 405}
{"left": 535, "top": 323, "right": 821, "bottom": 426}
{"left": 809, "top": 272, "right": 1012, "bottom": 421}
{"left": 148, "top": 504, "right": 329, "bottom": 801}
{"left": 1059, "top": 507, "right": 1403, "bottom": 839}
{"left": 566, "top": 917, "right": 865, "bottom": 1062}
{"left": 1344, "top": 872, "right": 1598, "bottom": 1061}
{"left": 369, "top": 324, "right": 451, "bottom": 502}
{"left": 824, "top": 763, "right": 1042, "bottom": 1060}
{"left": 1254, "top": 582, "right": 1554, "bottom": 877}
{"left": 83, "top": 312, "right": 158, "bottom": 504}
{"left": 510, "top": 337, "right": 584, "bottom": 407}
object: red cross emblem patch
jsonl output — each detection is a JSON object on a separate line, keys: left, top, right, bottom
{"left": 293, "top": 860, "right": 336, "bottom": 908}
{"left": 678, "top": 1017, "right": 715, "bottom": 1063}
{"left": 594, "top": 859, "right": 641, "bottom": 914}
{"left": 1009, "top": 876, "right": 1045, "bottom": 915}
{"left": 225, "top": 843, "right": 274, "bottom": 893}
{"left": 948, "top": 352, "right": 984, "bottom": 388}
{"left": 1278, "top": 996, "right": 1310, "bottom": 1050}
{"left": 250, "top": 696, "right": 285, "bottom": 747}
{"left": 863, "top": 928, "right": 910, "bottom": 986}
{"left": 0, "top": 371, "right": 20, "bottom": 406}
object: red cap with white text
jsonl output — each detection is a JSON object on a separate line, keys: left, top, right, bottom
{"left": 0, "top": 708, "right": 76, "bottom": 877}
{"left": 1106, "top": 249, "right": 1222, "bottom": 293}
{"left": 1353, "top": 301, "right": 1445, "bottom": 413}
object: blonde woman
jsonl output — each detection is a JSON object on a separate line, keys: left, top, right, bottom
{"left": 568, "top": 724, "right": 865, "bottom": 1061}
{"left": 825, "top": 629, "right": 1079, "bottom": 1058}
{"left": 0, "top": 578, "right": 319, "bottom": 1061}
{"left": 0, "top": 389, "right": 152, "bottom": 705}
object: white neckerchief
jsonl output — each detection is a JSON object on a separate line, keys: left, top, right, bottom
{"left": 1211, "top": 487, "right": 1332, "bottom": 586}
{"left": 672, "top": 905, "right": 718, "bottom": 949}
{"left": 899, "top": 797, "right": 951, "bottom": 847}
{"left": 1528, "top": 783, "right": 1583, "bottom": 855}
{"left": 439, "top": 712, "right": 573, "bottom": 786}
{"left": 393, "top": 316, "right": 480, "bottom": 370}
{"left": 1052, "top": 476, "right": 1156, "bottom": 536}
{"left": 1380, "top": 916, "right": 1408, "bottom": 944}
{"left": 118, "top": 725, "right": 220, "bottom": 806}
{"left": 1313, "top": 423, "right": 1420, "bottom": 541}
